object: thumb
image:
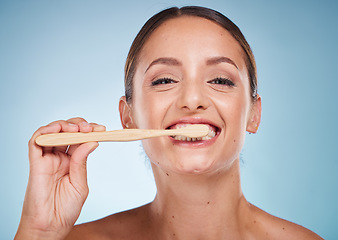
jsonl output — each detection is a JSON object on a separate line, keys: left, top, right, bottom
{"left": 69, "top": 142, "right": 99, "bottom": 195}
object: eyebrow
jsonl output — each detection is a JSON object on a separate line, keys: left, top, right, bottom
{"left": 145, "top": 57, "right": 182, "bottom": 73}
{"left": 206, "top": 56, "right": 238, "bottom": 69}
{"left": 145, "top": 56, "right": 238, "bottom": 73}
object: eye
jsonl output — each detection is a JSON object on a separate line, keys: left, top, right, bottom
{"left": 208, "top": 77, "right": 235, "bottom": 87}
{"left": 151, "top": 77, "right": 177, "bottom": 86}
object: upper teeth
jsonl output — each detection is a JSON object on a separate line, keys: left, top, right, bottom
{"left": 172, "top": 124, "right": 216, "bottom": 142}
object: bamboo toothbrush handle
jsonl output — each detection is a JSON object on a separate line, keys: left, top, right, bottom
{"left": 35, "top": 124, "right": 209, "bottom": 147}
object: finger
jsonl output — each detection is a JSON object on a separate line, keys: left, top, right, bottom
{"left": 29, "top": 121, "right": 81, "bottom": 158}
{"left": 46, "top": 120, "right": 88, "bottom": 154}
{"left": 67, "top": 117, "right": 87, "bottom": 124}
{"left": 65, "top": 144, "right": 78, "bottom": 156}
{"left": 55, "top": 121, "right": 104, "bottom": 156}
{"left": 67, "top": 118, "right": 106, "bottom": 133}
{"left": 49, "top": 120, "right": 80, "bottom": 133}
{"left": 66, "top": 123, "right": 105, "bottom": 156}
{"left": 67, "top": 118, "right": 93, "bottom": 133}
{"left": 69, "top": 142, "right": 99, "bottom": 194}
{"left": 53, "top": 145, "right": 69, "bottom": 155}
{"left": 66, "top": 118, "right": 106, "bottom": 133}
{"left": 29, "top": 123, "right": 63, "bottom": 163}
{"left": 51, "top": 120, "right": 101, "bottom": 153}
{"left": 42, "top": 121, "right": 80, "bottom": 154}
{"left": 79, "top": 121, "right": 93, "bottom": 132}
{"left": 90, "top": 123, "right": 106, "bottom": 132}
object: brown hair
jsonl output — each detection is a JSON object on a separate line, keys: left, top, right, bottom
{"left": 124, "top": 6, "right": 257, "bottom": 102}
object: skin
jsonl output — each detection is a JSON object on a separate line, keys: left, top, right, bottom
{"left": 15, "top": 118, "right": 105, "bottom": 240}
{"left": 15, "top": 16, "right": 323, "bottom": 240}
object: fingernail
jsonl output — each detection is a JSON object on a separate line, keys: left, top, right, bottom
{"left": 68, "top": 123, "right": 77, "bottom": 127}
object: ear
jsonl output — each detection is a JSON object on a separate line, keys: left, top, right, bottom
{"left": 246, "top": 94, "right": 262, "bottom": 134}
{"left": 119, "top": 96, "right": 135, "bottom": 129}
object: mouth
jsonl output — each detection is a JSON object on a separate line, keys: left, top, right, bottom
{"left": 167, "top": 123, "right": 220, "bottom": 142}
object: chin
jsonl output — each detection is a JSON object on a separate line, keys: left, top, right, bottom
{"left": 171, "top": 153, "right": 240, "bottom": 175}
{"left": 173, "top": 157, "right": 216, "bottom": 174}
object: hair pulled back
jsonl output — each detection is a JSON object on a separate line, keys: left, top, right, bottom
{"left": 124, "top": 6, "right": 257, "bottom": 102}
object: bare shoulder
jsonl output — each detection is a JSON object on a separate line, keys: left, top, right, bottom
{"left": 65, "top": 204, "right": 151, "bottom": 240}
{"left": 249, "top": 203, "right": 323, "bottom": 240}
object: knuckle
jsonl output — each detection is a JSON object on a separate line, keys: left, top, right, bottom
{"left": 28, "top": 138, "right": 34, "bottom": 147}
{"left": 68, "top": 117, "right": 87, "bottom": 123}
{"left": 48, "top": 120, "right": 63, "bottom": 126}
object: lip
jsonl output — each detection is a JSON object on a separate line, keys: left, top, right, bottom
{"left": 165, "top": 117, "right": 221, "bottom": 147}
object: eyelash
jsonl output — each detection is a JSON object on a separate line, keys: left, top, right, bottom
{"left": 151, "top": 77, "right": 177, "bottom": 86}
{"left": 208, "top": 77, "right": 235, "bottom": 87}
{"left": 151, "top": 77, "right": 235, "bottom": 87}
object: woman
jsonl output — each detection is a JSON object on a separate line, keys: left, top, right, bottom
{"left": 15, "top": 6, "right": 322, "bottom": 240}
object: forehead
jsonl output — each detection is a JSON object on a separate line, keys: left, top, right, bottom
{"left": 138, "top": 16, "right": 246, "bottom": 70}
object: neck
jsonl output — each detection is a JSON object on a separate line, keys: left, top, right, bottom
{"left": 149, "top": 159, "right": 252, "bottom": 239}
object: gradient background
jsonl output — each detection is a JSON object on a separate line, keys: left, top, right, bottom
{"left": 1, "top": 0, "right": 337, "bottom": 239}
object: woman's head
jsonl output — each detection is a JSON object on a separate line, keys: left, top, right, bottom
{"left": 124, "top": 6, "right": 257, "bottom": 104}
{"left": 119, "top": 6, "right": 261, "bottom": 174}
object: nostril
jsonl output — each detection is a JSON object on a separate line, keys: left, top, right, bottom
{"left": 180, "top": 104, "right": 207, "bottom": 111}
{"left": 176, "top": 87, "right": 210, "bottom": 111}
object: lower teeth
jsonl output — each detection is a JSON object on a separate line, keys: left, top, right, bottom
{"left": 174, "top": 130, "right": 216, "bottom": 142}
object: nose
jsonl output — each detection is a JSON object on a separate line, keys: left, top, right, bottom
{"left": 176, "top": 80, "right": 210, "bottom": 111}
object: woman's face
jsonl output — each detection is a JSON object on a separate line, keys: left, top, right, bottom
{"left": 120, "top": 16, "right": 261, "bottom": 174}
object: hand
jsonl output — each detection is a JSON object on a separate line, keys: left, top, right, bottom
{"left": 15, "top": 118, "right": 105, "bottom": 240}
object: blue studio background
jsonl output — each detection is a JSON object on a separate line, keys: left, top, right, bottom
{"left": 1, "top": 0, "right": 337, "bottom": 239}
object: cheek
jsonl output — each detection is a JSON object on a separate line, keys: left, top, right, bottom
{"left": 134, "top": 95, "right": 172, "bottom": 161}
{"left": 229, "top": 97, "right": 251, "bottom": 155}
{"left": 132, "top": 91, "right": 171, "bottom": 129}
{"left": 230, "top": 99, "right": 250, "bottom": 143}
{"left": 212, "top": 93, "right": 250, "bottom": 150}
{"left": 213, "top": 92, "right": 249, "bottom": 126}
{"left": 233, "top": 98, "right": 250, "bottom": 129}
